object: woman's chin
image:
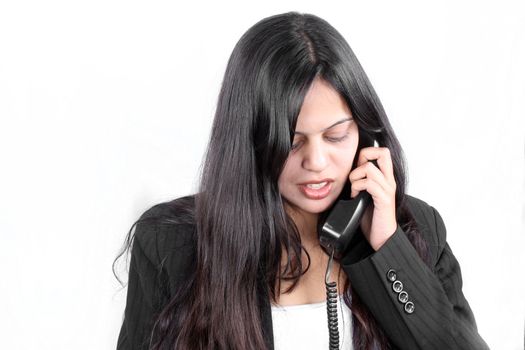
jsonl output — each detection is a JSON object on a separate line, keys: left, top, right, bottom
{"left": 294, "top": 197, "right": 338, "bottom": 215}
{"left": 282, "top": 189, "right": 342, "bottom": 216}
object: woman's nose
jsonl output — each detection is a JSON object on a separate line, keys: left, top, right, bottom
{"left": 302, "top": 142, "right": 328, "bottom": 172}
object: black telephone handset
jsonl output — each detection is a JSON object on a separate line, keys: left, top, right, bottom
{"left": 319, "top": 131, "right": 379, "bottom": 259}
{"left": 319, "top": 130, "right": 380, "bottom": 350}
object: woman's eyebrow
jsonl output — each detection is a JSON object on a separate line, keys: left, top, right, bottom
{"left": 294, "top": 117, "right": 352, "bottom": 135}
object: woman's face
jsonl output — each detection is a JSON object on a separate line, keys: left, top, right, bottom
{"left": 278, "top": 77, "right": 359, "bottom": 218}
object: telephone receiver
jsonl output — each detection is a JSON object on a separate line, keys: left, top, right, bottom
{"left": 319, "top": 130, "right": 380, "bottom": 260}
{"left": 317, "top": 129, "right": 381, "bottom": 349}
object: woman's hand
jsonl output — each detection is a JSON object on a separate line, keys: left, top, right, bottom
{"left": 348, "top": 146, "right": 397, "bottom": 251}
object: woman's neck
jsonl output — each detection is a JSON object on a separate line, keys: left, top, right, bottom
{"left": 275, "top": 205, "right": 347, "bottom": 306}
{"left": 286, "top": 206, "right": 321, "bottom": 250}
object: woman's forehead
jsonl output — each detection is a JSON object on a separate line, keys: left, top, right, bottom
{"left": 293, "top": 78, "right": 353, "bottom": 134}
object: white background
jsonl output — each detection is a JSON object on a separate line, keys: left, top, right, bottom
{"left": 1, "top": 1, "right": 523, "bottom": 349}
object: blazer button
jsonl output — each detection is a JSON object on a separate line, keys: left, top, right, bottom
{"left": 392, "top": 280, "right": 403, "bottom": 293}
{"left": 386, "top": 269, "right": 397, "bottom": 282}
{"left": 398, "top": 291, "right": 409, "bottom": 303}
{"left": 404, "top": 301, "right": 415, "bottom": 314}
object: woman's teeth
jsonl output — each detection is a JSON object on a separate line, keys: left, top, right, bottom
{"left": 306, "top": 181, "right": 327, "bottom": 189}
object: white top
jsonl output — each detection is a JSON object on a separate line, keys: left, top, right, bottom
{"left": 271, "top": 295, "right": 354, "bottom": 350}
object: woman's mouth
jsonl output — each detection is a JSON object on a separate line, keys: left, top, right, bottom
{"left": 299, "top": 181, "right": 333, "bottom": 199}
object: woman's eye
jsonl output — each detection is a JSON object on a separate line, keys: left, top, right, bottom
{"left": 291, "top": 141, "right": 302, "bottom": 150}
{"left": 290, "top": 134, "right": 348, "bottom": 150}
{"left": 326, "top": 134, "right": 349, "bottom": 143}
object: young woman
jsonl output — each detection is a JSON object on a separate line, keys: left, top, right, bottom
{"left": 114, "top": 12, "right": 489, "bottom": 350}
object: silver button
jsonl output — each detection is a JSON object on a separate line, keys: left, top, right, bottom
{"left": 404, "top": 301, "right": 415, "bottom": 314}
{"left": 386, "top": 269, "right": 397, "bottom": 282}
{"left": 392, "top": 280, "right": 403, "bottom": 293}
{"left": 398, "top": 291, "right": 409, "bottom": 303}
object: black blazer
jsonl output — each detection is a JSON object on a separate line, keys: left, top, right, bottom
{"left": 116, "top": 194, "right": 490, "bottom": 350}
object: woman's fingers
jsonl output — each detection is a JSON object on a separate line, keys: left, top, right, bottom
{"left": 348, "top": 145, "right": 398, "bottom": 249}
{"left": 349, "top": 147, "right": 396, "bottom": 200}
{"left": 349, "top": 147, "right": 396, "bottom": 191}
{"left": 354, "top": 146, "right": 396, "bottom": 185}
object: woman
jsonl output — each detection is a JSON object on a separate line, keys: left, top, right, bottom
{"left": 114, "top": 11, "right": 489, "bottom": 350}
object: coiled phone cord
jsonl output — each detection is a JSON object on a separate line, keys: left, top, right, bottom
{"left": 325, "top": 247, "right": 340, "bottom": 350}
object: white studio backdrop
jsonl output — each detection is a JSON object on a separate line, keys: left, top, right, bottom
{"left": 0, "top": 1, "right": 523, "bottom": 349}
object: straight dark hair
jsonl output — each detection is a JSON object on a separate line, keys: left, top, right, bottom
{"left": 114, "top": 11, "right": 431, "bottom": 350}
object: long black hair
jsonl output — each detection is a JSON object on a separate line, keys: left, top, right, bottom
{"left": 114, "top": 11, "right": 431, "bottom": 349}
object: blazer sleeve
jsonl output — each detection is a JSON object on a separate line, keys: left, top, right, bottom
{"left": 116, "top": 220, "right": 170, "bottom": 350}
{"left": 341, "top": 203, "right": 490, "bottom": 350}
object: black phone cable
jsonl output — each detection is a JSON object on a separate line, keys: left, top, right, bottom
{"left": 325, "top": 246, "right": 340, "bottom": 350}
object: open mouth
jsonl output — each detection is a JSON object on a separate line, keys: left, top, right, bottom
{"left": 299, "top": 181, "right": 332, "bottom": 199}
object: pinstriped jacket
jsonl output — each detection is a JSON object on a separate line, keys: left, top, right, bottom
{"left": 116, "top": 194, "right": 490, "bottom": 349}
